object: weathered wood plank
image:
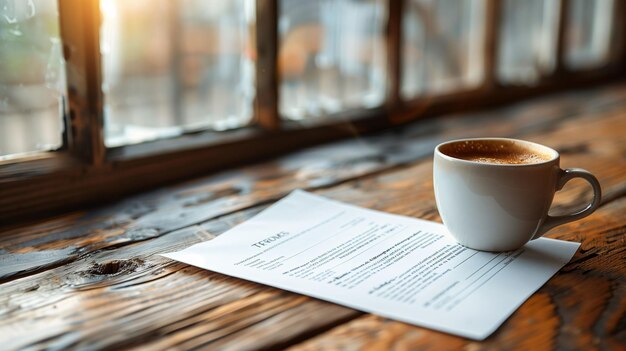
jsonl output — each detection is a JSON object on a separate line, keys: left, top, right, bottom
{"left": 1, "top": 206, "right": 361, "bottom": 350}
{"left": 1, "top": 84, "right": 625, "bottom": 282}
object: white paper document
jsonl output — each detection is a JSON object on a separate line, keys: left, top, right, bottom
{"left": 162, "top": 190, "right": 579, "bottom": 340}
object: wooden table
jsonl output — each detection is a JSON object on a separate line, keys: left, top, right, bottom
{"left": 1, "top": 83, "right": 625, "bottom": 350}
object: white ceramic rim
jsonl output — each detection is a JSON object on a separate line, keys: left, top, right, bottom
{"left": 435, "top": 137, "right": 559, "bottom": 167}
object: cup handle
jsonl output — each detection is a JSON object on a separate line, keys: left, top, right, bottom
{"left": 533, "top": 168, "right": 602, "bottom": 239}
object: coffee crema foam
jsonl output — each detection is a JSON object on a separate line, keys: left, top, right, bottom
{"left": 440, "top": 140, "right": 552, "bottom": 165}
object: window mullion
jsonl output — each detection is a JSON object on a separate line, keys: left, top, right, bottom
{"left": 554, "top": 0, "right": 570, "bottom": 75}
{"left": 58, "top": 0, "right": 106, "bottom": 166}
{"left": 609, "top": 0, "right": 625, "bottom": 71}
{"left": 482, "top": 0, "right": 502, "bottom": 91}
{"left": 386, "top": 0, "right": 402, "bottom": 118}
{"left": 254, "top": 0, "right": 280, "bottom": 130}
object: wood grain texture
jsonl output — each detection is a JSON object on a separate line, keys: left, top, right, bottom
{"left": 1, "top": 84, "right": 625, "bottom": 350}
{"left": 58, "top": 0, "right": 106, "bottom": 165}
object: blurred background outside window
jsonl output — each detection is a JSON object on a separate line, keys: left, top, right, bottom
{"left": 497, "top": 0, "right": 559, "bottom": 85}
{"left": 279, "top": 0, "right": 387, "bottom": 120}
{"left": 101, "top": 0, "right": 256, "bottom": 147}
{"left": 401, "top": 0, "right": 484, "bottom": 98}
{"left": 0, "top": 0, "right": 65, "bottom": 157}
{"left": 565, "top": 0, "right": 615, "bottom": 69}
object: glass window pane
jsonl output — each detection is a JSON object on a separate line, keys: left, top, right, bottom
{"left": 401, "top": 0, "right": 484, "bottom": 99}
{"left": 565, "top": 0, "right": 615, "bottom": 69}
{"left": 279, "top": 0, "right": 387, "bottom": 121}
{"left": 102, "top": 0, "right": 255, "bottom": 148}
{"left": 0, "top": 0, "right": 65, "bottom": 158}
{"left": 498, "top": 0, "right": 559, "bottom": 85}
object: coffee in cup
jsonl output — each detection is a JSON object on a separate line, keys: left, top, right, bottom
{"left": 433, "top": 138, "right": 601, "bottom": 252}
{"left": 439, "top": 139, "right": 552, "bottom": 165}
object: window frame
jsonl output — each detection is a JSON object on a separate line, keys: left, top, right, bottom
{"left": 1, "top": 0, "right": 625, "bottom": 223}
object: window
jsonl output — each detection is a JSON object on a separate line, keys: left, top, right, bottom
{"left": 402, "top": 0, "right": 485, "bottom": 97}
{"left": 279, "top": 0, "right": 387, "bottom": 119}
{"left": 498, "top": 0, "right": 559, "bottom": 84}
{"left": 101, "top": 0, "right": 256, "bottom": 146}
{"left": 0, "top": 0, "right": 66, "bottom": 157}
{"left": 1, "top": 0, "right": 625, "bottom": 221}
{"left": 565, "top": 0, "right": 616, "bottom": 69}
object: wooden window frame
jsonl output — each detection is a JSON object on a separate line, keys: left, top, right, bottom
{"left": 1, "top": 0, "right": 625, "bottom": 223}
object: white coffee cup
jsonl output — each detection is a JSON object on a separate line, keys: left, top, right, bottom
{"left": 433, "top": 138, "right": 601, "bottom": 252}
